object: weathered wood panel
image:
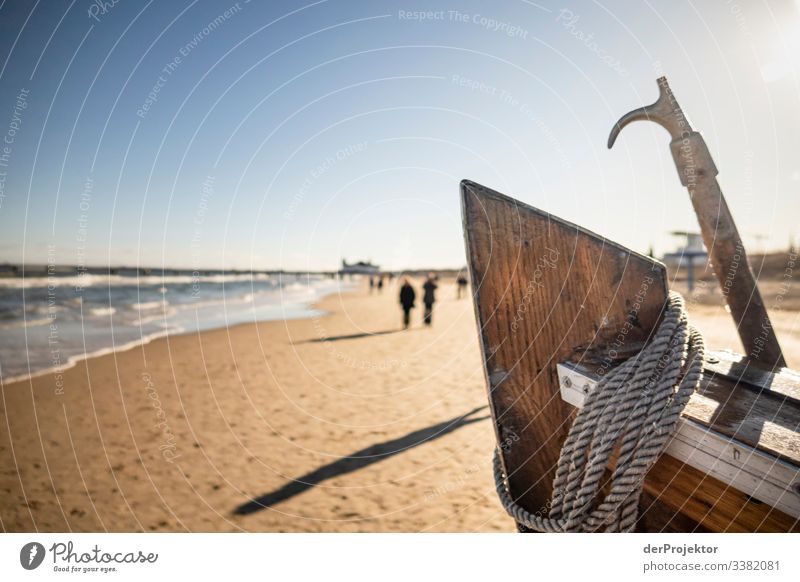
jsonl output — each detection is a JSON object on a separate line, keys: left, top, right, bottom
{"left": 558, "top": 359, "right": 800, "bottom": 519}
{"left": 705, "top": 349, "right": 800, "bottom": 403}
{"left": 461, "top": 180, "right": 668, "bottom": 512}
{"left": 462, "top": 180, "right": 800, "bottom": 532}
{"left": 642, "top": 455, "right": 798, "bottom": 532}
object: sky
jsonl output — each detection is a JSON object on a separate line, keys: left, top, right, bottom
{"left": 0, "top": 0, "right": 798, "bottom": 271}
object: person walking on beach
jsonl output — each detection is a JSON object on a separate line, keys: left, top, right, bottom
{"left": 399, "top": 278, "right": 416, "bottom": 329}
{"left": 456, "top": 274, "right": 468, "bottom": 299}
{"left": 369, "top": 276, "right": 375, "bottom": 293}
{"left": 422, "top": 274, "right": 437, "bottom": 326}
{"left": 377, "top": 276, "right": 384, "bottom": 293}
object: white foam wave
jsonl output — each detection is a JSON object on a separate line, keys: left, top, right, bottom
{"left": 0, "top": 272, "right": 281, "bottom": 289}
{"left": 89, "top": 307, "right": 116, "bottom": 316}
{"left": 0, "top": 317, "right": 51, "bottom": 330}
{"left": 132, "top": 301, "right": 164, "bottom": 310}
{"left": 0, "top": 327, "right": 180, "bottom": 385}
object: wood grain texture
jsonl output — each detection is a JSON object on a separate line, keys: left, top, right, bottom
{"left": 461, "top": 180, "right": 668, "bottom": 511}
{"left": 462, "top": 180, "right": 800, "bottom": 532}
{"left": 641, "top": 455, "right": 799, "bottom": 532}
{"left": 704, "top": 350, "right": 800, "bottom": 403}
{"left": 688, "top": 371, "right": 800, "bottom": 464}
{"left": 558, "top": 361, "right": 800, "bottom": 519}
{"left": 560, "top": 354, "right": 800, "bottom": 464}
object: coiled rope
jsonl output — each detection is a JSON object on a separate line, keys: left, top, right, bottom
{"left": 494, "top": 291, "right": 704, "bottom": 532}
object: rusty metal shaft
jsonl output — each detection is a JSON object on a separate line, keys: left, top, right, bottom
{"left": 608, "top": 77, "right": 785, "bottom": 368}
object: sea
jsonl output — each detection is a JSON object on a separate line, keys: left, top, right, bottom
{"left": 0, "top": 268, "right": 349, "bottom": 382}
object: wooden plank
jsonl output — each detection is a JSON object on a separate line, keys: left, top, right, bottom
{"left": 557, "top": 362, "right": 800, "bottom": 518}
{"left": 559, "top": 356, "right": 800, "bottom": 465}
{"left": 461, "top": 179, "right": 669, "bottom": 513}
{"left": 691, "top": 376, "right": 800, "bottom": 463}
{"left": 462, "top": 180, "right": 800, "bottom": 532}
{"left": 642, "top": 454, "right": 799, "bottom": 532}
{"left": 705, "top": 349, "right": 800, "bottom": 403}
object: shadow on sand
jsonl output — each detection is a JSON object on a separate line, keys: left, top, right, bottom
{"left": 293, "top": 329, "right": 402, "bottom": 344}
{"left": 233, "top": 405, "right": 490, "bottom": 515}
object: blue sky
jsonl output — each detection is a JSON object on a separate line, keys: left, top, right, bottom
{"left": 0, "top": 0, "right": 798, "bottom": 270}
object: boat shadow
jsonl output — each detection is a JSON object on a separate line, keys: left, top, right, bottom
{"left": 233, "top": 405, "right": 490, "bottom": 515}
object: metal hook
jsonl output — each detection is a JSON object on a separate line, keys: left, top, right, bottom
{"left": 606, "top": 76, "right": 786, "bottom": 368}
{"left": 607, "top": 76, "right": 690, "bottom": 148}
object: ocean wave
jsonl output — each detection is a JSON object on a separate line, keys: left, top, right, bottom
{"left": 130, "top": 307, "right": 177, "bottom": 327}
{"left": 131, "top": 301, "right": 165, "bottom": 310}
{"left": 0, "top": 272, "right": 282, "bottom": 289}
{"left": 89, "top": 307, "right": 116, "bottom": 316}
{"left": 0, "top": 327, "right": 180, "bottom": 384}
{"left": 0, "top": 317, "right": 51, "bottom": 330}
{"left": 30, "top": 304, "right": 66, "bottom": 314}
{"left": 0, "top": 277, "right": 348, "bottom": 381}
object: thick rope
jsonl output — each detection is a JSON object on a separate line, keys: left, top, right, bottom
{"left": 494, "top": 291, "right": 704, "bottom": 532}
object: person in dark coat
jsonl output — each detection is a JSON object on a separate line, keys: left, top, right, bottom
{"left": 422, "top": 274, "right": 437, "bottom": 326}
{"left": 456, "top": 274, "right": 468, "bottom": 299}
{"left": 399, "top": 278, "right": 416, "bottom": 329}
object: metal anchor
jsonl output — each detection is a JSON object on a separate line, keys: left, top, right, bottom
{"left": 608, "top": 76, "right": 785, "bottom": 368}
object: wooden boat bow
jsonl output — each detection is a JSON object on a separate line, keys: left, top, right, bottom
{"left": 461, "top": 180, "right": 800, "bottom": 532}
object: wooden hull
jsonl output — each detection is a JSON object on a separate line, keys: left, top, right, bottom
{"left": 461, "top": 180, "right": 800, "bottom": 532}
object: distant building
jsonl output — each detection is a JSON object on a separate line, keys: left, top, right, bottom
{"left": 339, "top": 259, "right": 380, "bottom": 276}
{"left": 662, "top": 231, "right": 708, "bottom": 291}
{"left": 662, "top": 232, "right": 708, "bottom": 269}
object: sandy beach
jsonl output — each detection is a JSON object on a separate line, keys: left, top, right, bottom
{"left": 1, "top": 278, "right": 511, "bottom": 532}
{"left": 2, "top": 276, "right": 798, "bottom": 533}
